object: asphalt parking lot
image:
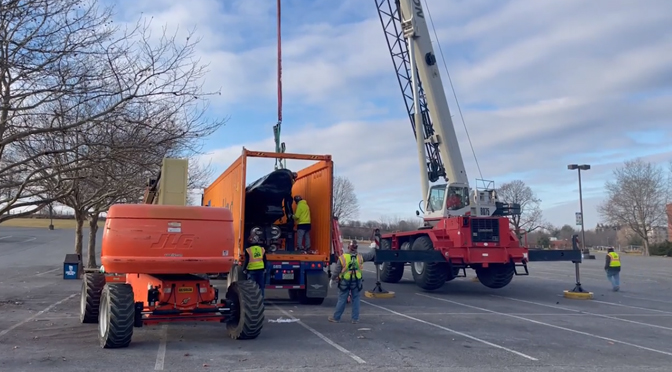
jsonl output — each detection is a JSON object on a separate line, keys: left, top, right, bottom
{"left": 2, "top": 226, "right": 672, "bottom": 372}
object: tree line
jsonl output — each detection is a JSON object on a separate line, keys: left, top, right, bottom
{"left": 0, "top": 0, "right": 224, "bottom": 267}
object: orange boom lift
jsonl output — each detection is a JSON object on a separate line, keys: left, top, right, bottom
{"left": 79, "top": 158, "right": 264, "bottom": 349}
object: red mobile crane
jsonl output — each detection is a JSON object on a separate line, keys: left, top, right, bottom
{"left": 371, "top": 0, "right": 581, "bottom": 291}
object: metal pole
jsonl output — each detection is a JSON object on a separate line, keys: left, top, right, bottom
{"left": 578, "top": 169, "right": 587, "bottom": 251}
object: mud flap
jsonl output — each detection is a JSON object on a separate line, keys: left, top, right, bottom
{"left": 305, "top": 271, "right": 329, "bottom": 299}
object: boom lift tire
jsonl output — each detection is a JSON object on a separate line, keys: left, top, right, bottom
{"left": 80, "top": 272, "right": 106, "bottom": 324}
{"left": 475, "top": 263, "right": 515, "bottom": 289}
{"left": 227, "top": 265, "right": 245, "bottom": 288}
{"left": 98, "top": 283, "right": 135, "bottom": 349}
{"left": 410, "top": 235, "right": 448, "bottom": 291}
{"left": 226, "top": 280, "right": 265, "bottom": 340}
{"left": 378, "top": 239, "right": 404, "bottom": 283}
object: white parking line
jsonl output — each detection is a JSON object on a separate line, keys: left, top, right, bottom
{"left": 417, "top": 293, "right": 672, "bottom": 357}
{"left": 154, "top": 324, "right": 168, "bottom": 370}
{"left": 361, "top": 299, "right": 538, "bottom": 361}
{"left": 492, "top": 295, "right": 672, "bottom": 332}
{"left": 36, "top": 268, "right": 60, "bottom": 276}
{"left": 0, "top": 236, "right": 12, "bottom": 240}
{"left": 622, "top": 295, "right": 672, "bottom": 305}
{"left": 270, "top": 303, "right": 366, "bottom": 364}
{"left": 589, "top": 299, "right": 672, "bottom": 314}
{"left": 0, "top": 293, "right": 77, "bottom": 338}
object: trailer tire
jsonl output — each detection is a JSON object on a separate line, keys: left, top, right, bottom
{"left": 226, "top": 280, "right": 264, "bottom": 340}
{"left": 410, "top": 235, "right": 448, "bottom": 291}
{"left": 379, "top": 239, "right": 404, "bottom": 283}
{"left": 98, "top": 284, "right": 134, "bottom": 349}
{"left": 80, "top": 272, "right": 106, "bottom": 324}
{"left": 475, "top": 263, "right": 515, "bottom": 289}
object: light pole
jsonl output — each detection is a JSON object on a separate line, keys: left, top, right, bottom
{"left": 567, "top": 164, "right": 590, "bottom": 294}
{"left": 567, "top": 164, "right": 590, "bottom": 250}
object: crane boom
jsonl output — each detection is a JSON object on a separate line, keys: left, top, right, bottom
{"left": 376, "top": 0, "right": 502, "bottom": 220}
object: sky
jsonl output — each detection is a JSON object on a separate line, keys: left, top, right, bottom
{"left": 104, "top": 0, "right": 672, "bottom": 229}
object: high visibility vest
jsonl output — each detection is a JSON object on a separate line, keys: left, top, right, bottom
{"left": 339, "top": 253, "right": 363, "bottom": 281}
{"left": 246, "top": 245, "right": 265, "bottom": 270}
{"left": 608, "top": 252, "right": 621, "bottom": 268}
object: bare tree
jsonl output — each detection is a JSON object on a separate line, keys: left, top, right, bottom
{"left": 0, "top": 0, "right": 223, "bottom": 222}
{"left": 496, "top": 180, "right": 544, "bottom": 236}
{"left": 598, "top": 158, "right": 668, "bottom": 255}
{"left": 332, "top": 175, "right": 359, "bottom": 222}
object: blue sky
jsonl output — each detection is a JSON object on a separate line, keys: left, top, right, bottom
{"left": 108, "top": 0, "right": 672, "bottom": 229}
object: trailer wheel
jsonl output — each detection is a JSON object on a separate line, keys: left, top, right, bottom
{"left": 80, "top": 272, "right": 106, "bottom": 324}
{"left": 98, "top": 284, "right": 134, "bottom": 349}
{"left": 475, "top": 263, "right": 515, "bottom": 289}
{"left": 226, "top": 280, "right": 264, "bottom": 340}
{"left": 379, "top": 239, "right": 404, "bottom": 283}
{"left": 410, "top": 236, "right": 448, "bottom": 291}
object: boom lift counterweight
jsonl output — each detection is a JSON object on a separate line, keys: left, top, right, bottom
{"left": 371, "top": 0, "right": 582, "bottom": 292}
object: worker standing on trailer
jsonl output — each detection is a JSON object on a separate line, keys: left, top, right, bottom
{"left": 293, "top": 195, "right": 312, "bottom": 253}
{"left": 328, "top": 240, "right": 375, "bottom": 324}
{"left": 244, "top": 235, "right": 268, "bottom": 298}
{"left": 605, "top": 248, "right": 621, "bottom": 291}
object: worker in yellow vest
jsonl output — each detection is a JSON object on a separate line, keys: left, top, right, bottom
{"left": 243, "top": 235, "right": 268, "bottom": 298}
{"left": 605, "top": 248, "right": 621, "bottom": 291}
{"left": 292, "top": 195, "right": 312, "bottom": 253}
{"left": 328, "top": 240, "right": 376, "bottom": 323}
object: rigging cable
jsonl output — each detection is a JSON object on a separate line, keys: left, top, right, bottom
{"left": 423, "top": 0, "right": 484, "bottom": 181}
{"left": 273, "top": 0, "right": 286, "bottom": 170}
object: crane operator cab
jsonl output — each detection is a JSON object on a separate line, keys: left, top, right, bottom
{"left": 423, "top": 182, "right": 500, "bottom": 220}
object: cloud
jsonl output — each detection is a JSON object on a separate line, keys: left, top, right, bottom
{"left": 110, "top": 0, "right": 672, "bottom": 228}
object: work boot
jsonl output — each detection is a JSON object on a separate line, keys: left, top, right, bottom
{"left": 613, "top": 286, "right": 620, "bottom": 292}
{"left": 351, "top": 320, "right": 358, "bottom": 324}
{"left": 328, "top": 317, "right": 339, "bottom": 323}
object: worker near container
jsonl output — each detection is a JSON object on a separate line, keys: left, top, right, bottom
{"left": 243, "top": 235, "right": 268, "bottom": 298}
{"left": 293, "top": 195, "right": 311, "bottom": 253}
{"left": 328, "top": 240, "right": 376, "bottom": 324}
{"left": 605, "top": 247, "right": 621, "bottom": 291}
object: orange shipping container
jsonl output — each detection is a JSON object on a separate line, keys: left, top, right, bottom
{"left": 202, "top": 148, "right": 334, "bottom": 265}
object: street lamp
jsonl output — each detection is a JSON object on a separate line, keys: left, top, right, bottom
{"left": 567, "top": 164, "right": 590, "bottom": 251}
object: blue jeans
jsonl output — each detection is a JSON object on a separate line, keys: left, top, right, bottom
{"left": 247, "top": 269, "right": 266, "bottom": 298}
{"left": 606, "top": 270, "right": 620, "bottom": 290}
{"left": 333, "top": 281, "right": 361, "bottom": 321}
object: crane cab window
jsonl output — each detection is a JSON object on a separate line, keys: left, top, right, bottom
{"left": 428, "top": 187, "right": 445, "bottom": 212}
{"left": 446, "top": 186, "right": 469, "bottom": 210}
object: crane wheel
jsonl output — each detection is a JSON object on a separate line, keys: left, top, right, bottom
{"left": 379, "top": 239, "right": 404, "bottom": 283}
{"left": 226, "top": 280, "right": 265, "bottom": 340}
{"left": 410, "top": 236, "right": 448, "bottom": 291}
{"left": 98, "top": 283, "right": 134, "bottom": 349}
{"left": 80, "top": 272, "right": 106, "bottom": 324}
{"left": 475, "top": 263, "right": 515, "bottom": 289}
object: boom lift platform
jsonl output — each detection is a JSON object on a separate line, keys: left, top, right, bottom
{"left": 79, "top": 158, "right": 264, "bottom": 349}
{"left": 370, "top": 0, "right": 582, "bottom": 293}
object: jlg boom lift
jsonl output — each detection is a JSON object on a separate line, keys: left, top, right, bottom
{"left": 371, "top": 0, "right": 581, "bottom": 291}
{"left": 79, "top": 158, "right": 264, "bottom": 348}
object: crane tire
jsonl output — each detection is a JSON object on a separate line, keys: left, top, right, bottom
{"left": 80, "top": 272, "right": 106, "bottom": 324}
{"left": 98, "top": 284, "right": 134, "bottom": 349}
{"left": 475, "top": 263, "right": 515, "bottom": 289}
{"left": 226, "top": 280, "right": 265, "bottom": 340}
{"left": 379, "top": 239, "right": 404, "bottom": 283}
{"left": 410, "top": 235, "right": 448, "bottom": 291}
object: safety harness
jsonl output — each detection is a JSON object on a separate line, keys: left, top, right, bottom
{"left": 338, "top": 253, "right": 363, "bottom": 291}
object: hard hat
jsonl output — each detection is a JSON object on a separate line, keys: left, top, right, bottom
{"left": 294, "top": 195, "right": 302, "bottom": 202}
